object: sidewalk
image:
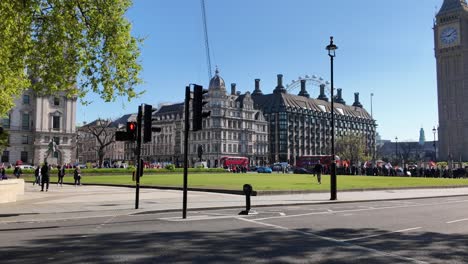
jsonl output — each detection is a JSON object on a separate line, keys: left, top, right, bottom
{"left": 1, "top": 183, "right": 468, "bottom": 223}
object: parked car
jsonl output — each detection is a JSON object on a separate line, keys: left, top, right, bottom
{"left": 249, "top": 165, "right": 258, "bottom": 171}
{"left": 19, "top": 165, "right": 34, "bottom": 170}
{"left": 257, "top": 166, "right": 272, "bottom": 173}
{"left": 293, "top": 167, "right": 310, "bottom": 174}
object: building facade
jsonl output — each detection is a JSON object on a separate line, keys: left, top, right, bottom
{"left": 1, "top": 90, "right": 77, "bottom": 166}
{"left": 150, "top": 69, "right": 270, "bottom": 168}
{"left": 434, "top": 0, "right": 468, "bottom": 161}
{"left": 251, "top": 74, "right": 376, "bottom": 165}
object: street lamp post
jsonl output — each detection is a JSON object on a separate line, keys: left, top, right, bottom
{"left": 395, "top": 136, "right": 398, "bottom": 164}
{"left": 432, "top": 126, "right": 437, "bottom": 161}
{"left": 326, "top": 36, "right": 338, "bottom": 201}
{"left": 370, "top": 93, "right": 375, "bottom": 167}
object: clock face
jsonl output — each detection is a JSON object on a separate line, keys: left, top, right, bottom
{"left": 440, "top": 26, "right": 459, "bottom": 45}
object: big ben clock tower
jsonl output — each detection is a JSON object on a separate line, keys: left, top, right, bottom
{"left": 434, "top": 0, "right": 468, "bottom": 161}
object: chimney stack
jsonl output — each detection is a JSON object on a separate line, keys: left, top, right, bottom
{"left": 317, "top": 84, "right": 328, "bottom": 101}
{"left": 274, "top": 74, "right": 287, "bottom": 94}
{"left": 231, "top": 83, "right": 236, "bottom": 95}
{"left": 252, "top": 78, "right": 263, "bottom": 96}
{"left": 335, "top": 88, "right": 346, "bottom": 104}
{"left": 298, "top": 80, "right": 310, "bottom": 98}
{"left": 352, "top": 92, "right": 363, "bottom": 107}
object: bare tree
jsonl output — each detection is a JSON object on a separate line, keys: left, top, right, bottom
{"left": 84, "top": 119, "right": 115, "bottom": 167}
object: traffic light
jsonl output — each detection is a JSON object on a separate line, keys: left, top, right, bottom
{"left": 192, "top": 85, "right": 211, "bottom": 131}
{"left": 143, "top": 104, "right": 161, "bottom": 143}
{"left": 115, "top": 121, "right": 137, "bottom": 141}
{"left": 143, "top": 105, "right": 153, "bottom": 143}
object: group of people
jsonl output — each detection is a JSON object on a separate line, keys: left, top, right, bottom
{"left": 33, "top": 163, "right": 82, "bottom": 192}
{"left": 230, "top": 166, "right": 248, "bottom": 173}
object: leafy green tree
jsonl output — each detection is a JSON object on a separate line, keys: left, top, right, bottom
{"left": 335, "top": 134, "right": 370, "bottom": 165}
{"left": 0, "top": 0, "right": 143, "bottom": 116}
{"left": 0, "top": 129, "right": 9, "bottom": 152}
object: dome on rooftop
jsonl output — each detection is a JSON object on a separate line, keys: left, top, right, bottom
{"left": 209, "top": 68, "right": 226, "bottom": 90}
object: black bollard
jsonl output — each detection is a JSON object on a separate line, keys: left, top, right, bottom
{"left": 239, "top": 184, "right": 253, "bottom": 215}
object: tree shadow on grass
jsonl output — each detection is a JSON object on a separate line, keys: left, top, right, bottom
{"left": 1, "top": 226, "right": 467, "bottom": 263}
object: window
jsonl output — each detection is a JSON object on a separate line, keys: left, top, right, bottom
{"left": 53, "top": 116, "right": 60, "bottom": 130}
{"left": 20, "top": 151, "right": 28, "bottom": 163}
{"left": 1, "top": 151, "right": 9, "bottom": 162}
{"left": 2, "top": 113, "right": 10, "bottom": 128}
{"left": 54, "top": 97, "right": 60, "bottom": 106}
{"left": 22, "top": 135, "right": 28, "bottom": 144}
{"left": 23, "top": 95, "right": 30, "bottom": 105}
{"left": 22, "top": 113, "right": 30, "bottom": 130}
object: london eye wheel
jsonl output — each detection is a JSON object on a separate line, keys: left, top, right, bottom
{"left": 285, "top": 74, "right": 331, "bottom": 97}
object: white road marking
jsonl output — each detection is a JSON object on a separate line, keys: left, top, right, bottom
{"left": 341, "top": 227, "right": 422, "bottom": 242}
{"left": 159, "top": 215, "right": 243, "bottom": 222}
{"left": 254, "top": 199, "right": 468, "bottom": 221}
{"left": 447, "top": 218, "right": 468, "bottom": 224}
{"left": 279, "top": 212, "right": 286, "bottom": 216}
{"left": 237, "top": 218, "right": 428, "bottom": 264}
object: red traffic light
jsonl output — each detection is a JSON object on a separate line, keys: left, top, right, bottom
{"left": 127, "top": 122, "right": 137, "bottom": 132}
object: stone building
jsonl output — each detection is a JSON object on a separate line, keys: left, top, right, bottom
{"left": 146, "top": 103, "right": 184, "bottom": 165}
{"left": 251, "top": 74, "right": 376, "bottom": 165}
{"left": 1, "top": 90, "right": 77, "bottom": 166}
{"left": 150, "top": 69, "right": 270, "bottom": 168}
{"left": 434, "top": 0, "right": 468, "bottom": 161}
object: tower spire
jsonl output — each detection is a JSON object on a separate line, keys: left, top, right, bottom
{"left": 437, "top": 0, "right": 468, "bottom": 15}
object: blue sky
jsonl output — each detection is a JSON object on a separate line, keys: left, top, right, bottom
{"left": 78, "top": 0, "right": 443, "bottom": 142}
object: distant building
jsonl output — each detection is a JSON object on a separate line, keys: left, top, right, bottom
{"left": 419, "top": 127, "right": 425, "bottom": 146}
{"left": 1, "top": 90, "right": 77, "bottom": 166}
{"left": 378, "top": 140, "right": 437, "bottom": 163}
{"left": 251, "top": 74, "right": 376, "bottom": 165}
{"left": 150, "top": 69, "right": 270, "bottom": 167}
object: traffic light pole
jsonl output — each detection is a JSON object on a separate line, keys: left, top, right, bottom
{"left": 135, "top": 105, "right": 143, "bottom": 209}
{"left": 183, "top": 86, "right": 190, "bottom": 219}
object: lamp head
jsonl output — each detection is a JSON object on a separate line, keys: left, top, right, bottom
{"left": 326, "top": 36, "right": 338, "bottom": 57}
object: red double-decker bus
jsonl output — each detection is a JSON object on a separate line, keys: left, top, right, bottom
{"left": 220, "top": 156, "right": 249, "bottom": 169}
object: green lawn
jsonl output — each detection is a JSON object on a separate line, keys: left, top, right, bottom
{"left": 22, "top": 173, "right": 468, "bottom": 192}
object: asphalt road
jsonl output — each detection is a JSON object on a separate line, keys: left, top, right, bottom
{"left": 1, "top": 196, "right": 468, "bottom": 263}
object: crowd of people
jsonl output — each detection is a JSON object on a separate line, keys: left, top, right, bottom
{"left": 32, "top": 164, "right": 83, "bottom": 191}
{"left": 1, "top": 163, "right": 83, "bottom": 192}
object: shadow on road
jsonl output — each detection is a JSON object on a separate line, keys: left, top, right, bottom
{"left": 1, "top": 226, "right": 466, "bottom": 263}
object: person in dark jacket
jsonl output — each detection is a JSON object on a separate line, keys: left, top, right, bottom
{"left": 34, "top": 166, "right": 41, "bottom": 186}
{"left": 73, "top": 166, "right": 81, "bottom": 186}
{"left": 57, "top": 164, "right": 65, "bottom": 186}
{"left": 314, "top": 161, "right": 323, "bottom": 184}
{"left": 40, "top": 162, "right": 50, "bottom": 192}
{"left": 13, "top": 166, "right": 22, "bottom": 179}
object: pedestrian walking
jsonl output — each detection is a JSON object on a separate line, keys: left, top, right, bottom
{"left": 13, "top": 165, "right": 22, "bottom": 179}
{"left": 314, "top": 161, "right": 323, "bottom": 184}
{"left": 73, "top": 166, "right": 81, "bottom": 186}
{"left": 57, "top": 164, "right": 65, "bottom": 186}
{"left": 33, "top": 166, "right": 41, "bottom": 186}
{"left": 40, "top": 162, "right": 50, "bottom": 192}
{"left": 0, "top": 167, "right": 7, "bottom": 180}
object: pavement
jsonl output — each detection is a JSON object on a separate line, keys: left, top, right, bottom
{"left": 2, "top": 182, "right": 468, "bottom": 224}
